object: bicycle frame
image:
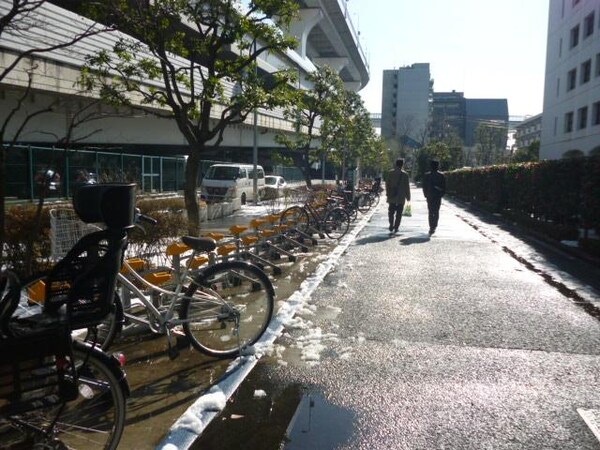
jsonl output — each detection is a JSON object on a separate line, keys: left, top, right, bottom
{"left": 117, "top": 256, "right": 219, "bottom": 334}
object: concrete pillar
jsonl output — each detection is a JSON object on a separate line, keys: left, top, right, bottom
{"left": 288, "top": 8, "right": 324, "bottom": 60}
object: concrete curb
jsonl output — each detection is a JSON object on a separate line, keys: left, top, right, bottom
{"left": 157, "top": 203, "right": 379, "bottom": 449}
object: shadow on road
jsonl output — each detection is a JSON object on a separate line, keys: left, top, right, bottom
{"left": 353, "top": 233, "right": 398, "bottom": 245}
{"left": 399, "top": 236, "right": 431, "bottom": 245}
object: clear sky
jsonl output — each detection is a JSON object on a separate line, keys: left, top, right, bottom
{"left": 347, "top": 0, "right": 549, "bottom": 118}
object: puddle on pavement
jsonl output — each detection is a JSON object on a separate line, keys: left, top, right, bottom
{"left": 192, "top": 379, "right": 356, "bottom": 450}
{"left": 109, "top": 331, "right": 232, "bottom": 449}
{"left": 282, "top": 392, "right": 356, "bottom": 450}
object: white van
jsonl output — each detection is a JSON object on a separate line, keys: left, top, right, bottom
{"left": 201, "top": 163, "right": 265, "bottom": 205}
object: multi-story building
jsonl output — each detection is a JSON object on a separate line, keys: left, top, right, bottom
{"left": 515, "top": 113, "right": 543, "bottom": 149}
{"left": 381, "top": 63, "right": 433, "bottom": 146}
{"left": 0, "top": 0, "right": 369, "bottom": 198}
{"left": 540, "top": 0, "right": 600, "bottom": 159}
{"left": 464, "top": 99, "right": 509, "bottom": 147}
{"left": 430, "top": 91, "right": 466, "bottom": 141}
{"left": 429, "top": 93, "right": 508, "bottom": 152}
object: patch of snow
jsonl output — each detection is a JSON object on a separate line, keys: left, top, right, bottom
{"left": 253, "top": 389, "right": 267, "bottom": 398}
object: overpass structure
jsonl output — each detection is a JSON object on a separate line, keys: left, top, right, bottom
{"left": 0, "top": 0, "right": 369, "bottom": 162}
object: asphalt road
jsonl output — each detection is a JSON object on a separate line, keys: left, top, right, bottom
{"left": 193, "top": 186, "right": 600, "bottom": 450}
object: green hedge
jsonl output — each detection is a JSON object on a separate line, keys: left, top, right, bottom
{"left": 446, "top": 156, "right": 600, "bottom": 246}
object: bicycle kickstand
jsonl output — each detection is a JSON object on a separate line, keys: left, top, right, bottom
{"left": 165, "top": 327, "right": 182, "bottom": 360}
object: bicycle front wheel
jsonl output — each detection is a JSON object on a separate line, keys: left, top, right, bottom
{"left": 0, "top": 342, "right": 127, "bottom": 450}
{"left": 324, "top": 207, "right": 350, "bottom": 239}
{"left": 180, "top": 261, "right": 275, "bottom": 358}
{"left": 280, "top": 205, "right": 310, "bottom": 236}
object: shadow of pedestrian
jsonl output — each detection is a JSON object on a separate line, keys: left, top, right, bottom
{"left": 399, "top": 236, "right": 431, "bottom": 245}
{"left": 354, "top": 233, "right": 399, "bottom": 245}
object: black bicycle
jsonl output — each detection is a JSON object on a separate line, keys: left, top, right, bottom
{"left": 279, "top": 191, "right": 350, "bottom": 240}
{"left": 0, "top": 184, "right": 135, "bottom": 450}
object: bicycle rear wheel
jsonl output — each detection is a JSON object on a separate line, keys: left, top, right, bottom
{"left": 280, "top": 205, "right": 310, "bottom": 237}
{"left": 370, "top": 192, "right": 380, "bottom": 208}
{"left": 0, "top": 341, "right": 127, "bottom": 450}
{"left": 356, "top": 194, "right": 371, "bottom": 213}
{"left": 180, "top": 261, "right": 275, "bottom": 358}
{"left": 324, "top": 207, "right": 350, "bottom": 239}
{"left": 19, "top": 275, "right": 122, "bottom": 351}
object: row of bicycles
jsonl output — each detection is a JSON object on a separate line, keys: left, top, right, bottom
{"left": 0, "top": 184, "right": 279, "bottom": 449}
{"left": 278, "top": 179, "right": 381, "bottom": 240}
{"left": 0, "top": 180, "right": 379, "bottom": 449}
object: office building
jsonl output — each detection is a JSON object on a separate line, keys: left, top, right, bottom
{"left": 431, "top": 91, "right": 467, "bottom": 141}
{"left": 540, "top": 0, "right": 600, "bottom": 159}
{"left": 516, "top": 114, "right": 543, "bottom": 149}
{"left": 381, "top": 63, "right": 433, "bottom": 147}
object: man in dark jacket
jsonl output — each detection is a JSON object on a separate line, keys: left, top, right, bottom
{"left": 384, "top": 158, "right": 411, "bottom": 233}
{"left": 422, "top": 160, "right": 446, "bottom": 235}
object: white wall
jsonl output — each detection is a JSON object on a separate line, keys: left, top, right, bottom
{"left": 541, "top": 0, "right": 600, "bottom": 159}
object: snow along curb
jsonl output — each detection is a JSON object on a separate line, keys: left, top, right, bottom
{"left": 157, "top": 204, "right": 379, "bottom": 449}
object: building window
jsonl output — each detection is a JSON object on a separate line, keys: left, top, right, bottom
{"left": 578, "top": 106, "right": 588, "bottom": 129}
{"left": 593, "top": 101, "right": 600, "bottom": 126}
{"left": 570, "top": 24, "right": 580, "bottom": 48}
{"left": 568, "top": 68, "right": 577, "bottom": 90}
{"left": 584, "top": 12, "right": 595, "bottom": 38}
{"left": 581, "top": 59, "right": 592, "bottom": 84}
{"left": 556, "top": 78, "right": 561, "bottom": 96}
{"left": 554, "top": 116, "right": 558, "bottom": 136}
{"left": 565, "top": 111, "right": 574, "bottom": 133}
{"left": 596, "top": 53, "right": 600, "bottom": 77}
{"left": 559, "top": 37, "right": 563, "bottom": 57}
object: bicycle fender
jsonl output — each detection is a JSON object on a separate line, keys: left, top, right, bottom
{"left": 72, "top": 340, "right": 131, "bottom": 397}
{"left": 192, "top": 260, "right": 275, "bottom": 298}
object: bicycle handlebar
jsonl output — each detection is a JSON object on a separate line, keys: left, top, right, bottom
{"left": 134, "top": 208, "right": 158, "bottom": 226}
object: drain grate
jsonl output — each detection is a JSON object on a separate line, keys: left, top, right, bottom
{"left": 578, "top": 408, "right": 600, "bottom": 442}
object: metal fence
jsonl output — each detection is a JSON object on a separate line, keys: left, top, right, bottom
{"left": 3, "top": 144, "right": 312, "bottom": 201}
{"left": 3, "top": 144, "right": 189, "bottom": 201}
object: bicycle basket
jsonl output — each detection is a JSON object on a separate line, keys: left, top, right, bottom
{"left": 50, "top": 208, "right": 100, "bottom": 261}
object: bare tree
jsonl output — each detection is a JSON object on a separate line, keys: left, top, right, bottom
{"left": 0, "top": 0, "right": 113, "bottom": 251}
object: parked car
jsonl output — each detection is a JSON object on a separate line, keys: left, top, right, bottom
{"left": 265, "top": 175, "right": 287, "bottom": 189}
{"left": 35, "top": 169, "right": 61, "bottom": 191}
{"left": 261, "top": 175, "right": 287, "bottom": 200}
{"left": 200, "top": 163, "right": 265, "bottom": 204}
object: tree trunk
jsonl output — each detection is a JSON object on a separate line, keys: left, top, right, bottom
{"left": 184, "top": 149, "right": 201, "bottom": 236}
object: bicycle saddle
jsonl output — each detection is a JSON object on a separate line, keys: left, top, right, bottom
{"left": 181, "top": 236, "right": 217, "bottom": 252}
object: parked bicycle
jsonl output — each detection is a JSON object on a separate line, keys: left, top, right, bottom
{"left": 0, "top": 183, "right": 135, "bottom": 450}
{"left": 113, "top": 226, "right": 276, "bottom": 359}
{"left": 279, "top": 191, "right": 350, "bottom": 240}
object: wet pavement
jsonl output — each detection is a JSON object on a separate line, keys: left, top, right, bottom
{"left": 189, "top": 187, "right": 600, "bottom": 450}
{"left": 105, "top": 184, "right": 600, "bottom": 449}
{"left": 107, "top": 194, "right": 351, "bottom": 448}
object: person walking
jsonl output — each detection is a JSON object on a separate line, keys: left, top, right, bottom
{"left": 384, "top": 158, "right": 411, "bottom": 233}
{"left": 422, "top": 160, "right": 446, "bottom": 235}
